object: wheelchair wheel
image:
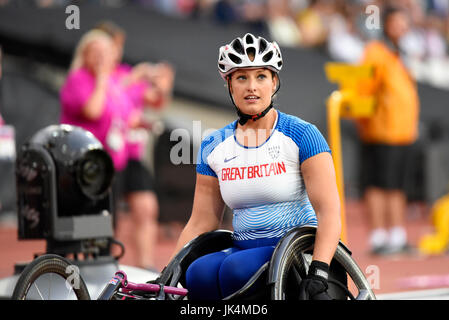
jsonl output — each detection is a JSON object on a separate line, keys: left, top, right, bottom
{"left": 271, "top": 230, "right": 375, "bottom": 300}
{"left": 12, "top": 254, "right": 91, "bottom": 300}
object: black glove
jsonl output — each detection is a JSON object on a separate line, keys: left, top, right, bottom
{"left": 299, "top": 260, "right": 332, "bottom": 300}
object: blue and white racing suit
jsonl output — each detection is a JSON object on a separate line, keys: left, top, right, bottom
{"left": 186, "top": 110, "right": 331, "bottom": 299}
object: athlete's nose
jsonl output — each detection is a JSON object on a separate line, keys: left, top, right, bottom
{"left": 246, "top": 76, "right": 257, "bottom": 92}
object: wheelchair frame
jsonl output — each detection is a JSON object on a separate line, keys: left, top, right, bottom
{"left": 158, "top": 226, "right": 375, "bottom": 300}
{"left": 11, "top": 226, "right": 376, "bottom": 300}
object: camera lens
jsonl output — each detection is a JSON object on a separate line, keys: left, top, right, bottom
{"left": 77, "top": 150, "right": 113, "bottom": 199}
{"left": 82, "top": 159, "right": 101, "bottom": 185}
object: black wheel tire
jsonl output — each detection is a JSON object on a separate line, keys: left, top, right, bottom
{"left": 12, "top": 254, "right": 91, "bottom": 300}
{"left": 271, "top": 232, "right": 375, "bottom": 300}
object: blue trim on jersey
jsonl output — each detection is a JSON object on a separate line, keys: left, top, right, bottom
{"left": 232, "top": 110, "right": 280, "bottom": 149}
{"left": 276, "top": 111, "right": 331, "bottom": 164}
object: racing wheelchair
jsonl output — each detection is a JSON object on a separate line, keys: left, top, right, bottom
{"left": 11, "top": 124, "right": 374, "bottom": 300}
{"left": 12, "top": 226, "right": 376, "bottom": 300}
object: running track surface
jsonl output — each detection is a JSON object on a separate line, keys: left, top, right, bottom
{"left": 1, "top": 200, "right": 448, "bottom": 296}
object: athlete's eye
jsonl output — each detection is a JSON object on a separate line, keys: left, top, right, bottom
{"left": 257, "top": 74, "right": 267, "bottom": 80}
{"left": 236, "top": 75, "right": 247, "bottom": 80}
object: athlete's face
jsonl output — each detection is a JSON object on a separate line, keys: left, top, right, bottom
{"left": 229, "top": 68, "right": 277, "bottom": 115}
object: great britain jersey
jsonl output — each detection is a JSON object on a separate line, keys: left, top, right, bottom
{"left": 196, "top": 110, "right": 331, "bottom": 241}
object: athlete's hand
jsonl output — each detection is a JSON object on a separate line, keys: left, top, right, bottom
{"left": 299, "top": 260, "right": 332, "bottom": 300}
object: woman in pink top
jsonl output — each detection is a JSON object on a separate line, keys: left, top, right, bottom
{"left": 60, "top": 30, "right": 131, "bottom": 171}
{"left": 96, "top": 22, "right": 175, "bottom": 271}
{"left": 60, "top": 29, "right": 165, "bottom": 270}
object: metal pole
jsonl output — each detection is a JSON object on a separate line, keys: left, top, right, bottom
{"left": 327, "top": 90, "right": 347, "bottom": 244}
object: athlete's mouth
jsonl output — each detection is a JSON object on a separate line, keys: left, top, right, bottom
{"left": 244, "top": 95, "right": 260, "bottom": 100}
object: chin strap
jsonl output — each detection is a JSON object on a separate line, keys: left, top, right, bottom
{"left": 236, "top": 102, "right": 273, "bottom": 125}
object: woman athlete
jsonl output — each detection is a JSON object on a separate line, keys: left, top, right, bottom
{"left": 170, "top": 33, "right": 341, "bottom": 300}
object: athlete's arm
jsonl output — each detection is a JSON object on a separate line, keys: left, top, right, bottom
{"left": 169, "top": 173, "right": 226, "bottom": 260}
{"left": 301, "top": 152, "right": 341, "bottom": 265}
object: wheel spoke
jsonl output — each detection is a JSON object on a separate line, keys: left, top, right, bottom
{"left": 12, "top": 254, "right": 90, "bottom": 301}
{"left": 34, "top": 282, "right": 44, "bottom": 300}
{"left": 66, "top": 286, "right": 74, "bottom": 300}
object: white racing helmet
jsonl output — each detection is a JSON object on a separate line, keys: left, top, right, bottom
{"left": 218, "top": 33, "right": 283, "bottom": 80}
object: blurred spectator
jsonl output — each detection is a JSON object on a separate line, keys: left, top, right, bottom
{"left": 240, "top": 0, "right": 268, "bottom": 35}
{"left": 120, "top": 0, "right": 449, "bottom": 89}
{"left": 356, "top": 6, "right": 420, "bottom": 255}
{"left": 424, "top": 13, "right": 447, "bottom": 59}
{"left": 152, "top": 0, "right": 179, "bottom": 16}
{"left": 327, "top": 0, "right": 365, "bottom": 62}
{"left": 189, "top": 0, "right": 217, "bottom": 19}
{"left": 266, "top": 0, "right": 302, "bottom": 47}
{"left": 35, "top": 0, "right": 70, "bottom": 7}
{"left": 60, "top": 27, "right": 173, "bottom": 270}
{"left": 60, "top": 29, "right": 129, "bottom": 183}
{"left": 295, "top": 0, "right": 331, "bottom": 47}
{"left": 213, "top": 0, "right": 239, "bottom": 24}
{"left": 95, "top": 21, "right": 175, "bottom": 270}
{"left": 427, "top": 0, "right": 449, "bottom": 16}
{"left": 177, "top": 0, "right": 198, "bottom": 16}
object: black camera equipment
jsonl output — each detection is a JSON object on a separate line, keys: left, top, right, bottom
{"left": 16, "top": 124, "right": 116, "bottom": 259}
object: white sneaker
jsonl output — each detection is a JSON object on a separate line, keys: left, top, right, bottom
{"left": 369, "top": 228, "right": 388, "bottom": 254}
{"left": 388, "top": 227, "right": 407, "bottom": 248}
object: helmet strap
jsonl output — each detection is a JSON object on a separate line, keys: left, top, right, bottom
{"left": 236, "top": 103, "right": 273, "bottom": 125}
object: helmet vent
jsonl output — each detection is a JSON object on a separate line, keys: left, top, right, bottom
{"left": 262, "top": 51, "right": 273, "bottom": 62}
{"left": 231, "top": 39, "right": 245, "bottom": 55}
{"left": 228, "top": 53, "right": 242, "bottom": 64}
{"left": 218, "top": 33, "right": 283, "bottom": 79}
{"left": 259, "top": 38, "right": 267, "bottom": 54}
{"left": 246, "top": 47, "right": 256, "bottom": 61}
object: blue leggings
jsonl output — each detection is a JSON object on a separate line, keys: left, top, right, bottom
{"left": 185, "top": 238, "right": 280, "bottom": 300}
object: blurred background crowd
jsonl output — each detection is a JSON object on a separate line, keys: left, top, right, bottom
{"left": 2, "top": 0, "right": 449, "bottom": 88}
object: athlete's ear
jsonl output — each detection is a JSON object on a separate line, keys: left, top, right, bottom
{"left": 272, "top": 74, "right": 277, "bottom": 94}
{"left": 227, "top": 77, "right": 233, "bottom": 94}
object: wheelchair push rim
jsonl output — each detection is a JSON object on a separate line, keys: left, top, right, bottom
{"left": 271, "top": 231, "right": 376, "bottom": 300}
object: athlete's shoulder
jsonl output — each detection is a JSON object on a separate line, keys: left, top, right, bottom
{"left": 276, "top": 110, "right": 330, "bottom": 162}
{"left": 200, "top": 120, "right": 237, "bottom": 151}
{"left": 276, "top": 110, "right": 314, "bottom": 141}
{"left": 196, "top": 120, "right": 236, "bottom": 176}
{"left": 277, "top": 110, "right": 311, "bottom": 126}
